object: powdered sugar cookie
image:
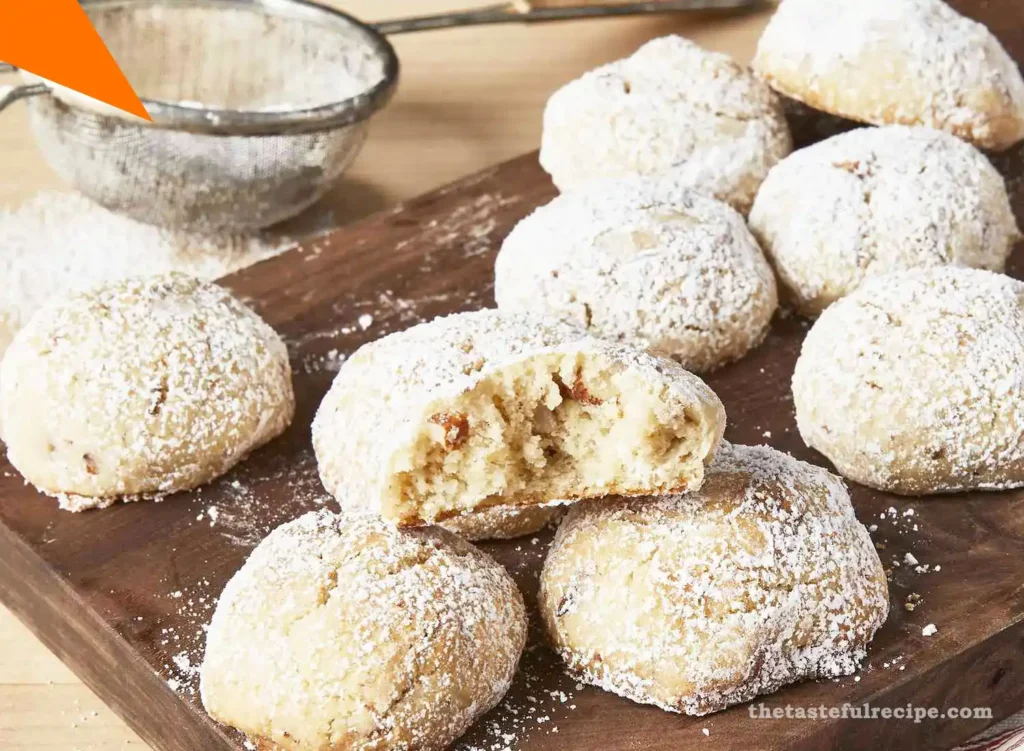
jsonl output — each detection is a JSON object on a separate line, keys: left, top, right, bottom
{"left": 539, "top": 443, "right": 888, "bottom": 716}
{"left": 496, "top": 178, "right": 777, "bottom": 372}
{"left": 440, "top": 503, "right": 564, "bottom": 542}
{"left": 753, "top": 0, "right": 1024, "bottom": 150}
{"left": 793, "top": 267, "right": 1024, "bottom": 494}
{"left": 0, "top": 273, "right": 294, "bottom": 509}
{"left": 312, "top": 309, "right": 725, "bottom": 526}
{"left": 540, "top": 35, "right": 792, "bottom": 214}
{"left": 749, "top": 126, "right": 1019, "bottom": 317}
{"left": 201, "top": 510, "right": 526, "bottom": 751}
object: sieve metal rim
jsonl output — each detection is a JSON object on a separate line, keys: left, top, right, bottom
{"left": 79, "top": 0, "right": 400, "bottom": 136}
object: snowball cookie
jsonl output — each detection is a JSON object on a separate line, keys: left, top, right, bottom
{"left": 749, "top": 126, "right": 1019, "bottom": 317}
{"left": 496, "top": 178, "right": 778, "bottom": 373}
{"left": 540, "top": 35, "right": 792, "bottom": 214}
{"left": 201, "top": 510, "right": 527, "bottom": 751}
{"left": 0, "top": 273, "right": 293, "bottom": 510}
{"left": 312, "top": 309, "right": 725, "bottom": 527}
{"left": 539, "top": 443, "right": 889, "bottom": 716}
{"left": 794, "top": 267, "right": 1024, "bottom": 495}
{"left": 752, "top": 0, "right": 1024, "bottom": 151}
{"left": 441, "top": 503, "right": 564, "bottom": 542}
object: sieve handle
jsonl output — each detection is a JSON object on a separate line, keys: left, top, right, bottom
{"left": 373, "top": 0, "right": 765, "bottom": 34}
{"left": 0, "top": 64, "right": 47, "bottom": 114}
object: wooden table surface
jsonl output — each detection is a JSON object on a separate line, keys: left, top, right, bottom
{"left": 0, "top": 3, "right": 771, "bottom": 748}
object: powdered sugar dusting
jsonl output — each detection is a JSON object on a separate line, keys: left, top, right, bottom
{"left": 540, "top": 443, "right": 889, "bottom": 716}
{"left": 496, "top": 177, "right": 778, "bottom": 373}
{"left": 750, "top": 126, "right": 1019, "bottom": 316}
{"left": 0, "top": 273, "right": 294, "bottom": 506}
{"left": 200, "top": 510, "right": 527, "bottom": 750}
{"left": 793, "top": 267, "right": 1024, "bottom": 494}
{"left": 541, "top": 35, "right": 792, "bottom": 213}
{"left": 0, "top": 192, "right": 295, "bottom": 357}
{"left": 753, "top": 0, "right": 1024, "bottom": 149}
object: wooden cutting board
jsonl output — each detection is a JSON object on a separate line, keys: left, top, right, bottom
{"left": 5, "top": 4, "right": 1024, "bottom": 749}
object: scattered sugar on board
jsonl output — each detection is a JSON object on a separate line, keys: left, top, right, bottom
{"left": 159, "top": 576, "right": 217, "bottom": 697}
{"left": 193, "top": 448, "right": 333, "bottom": 547}
{"left": 414, "top": 191, "right": 522, "bottom": 263}
{"left": 0, "top": 192, "right": 296, "bottom": 348}
{"left": 861, "top": 503, "right": 940, "bottom": 670}
{"left": 298, "top": 348, "right": 347, "bottom": 375}
{"left": 281, "top": 191, "right": 506, "bottom": 358}
{"left": 456, "top": 642, "right": 582, "bottom": 751}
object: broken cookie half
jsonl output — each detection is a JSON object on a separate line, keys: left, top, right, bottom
{"left": 312, "top": 310, "right": 725, "bottom": 526}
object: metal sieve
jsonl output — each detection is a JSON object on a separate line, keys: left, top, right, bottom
{"left": 0, "top": 0, "right": 760, "bottom": 233}
{"left": 1, "top": 0, "right": 398, "bottom": 232}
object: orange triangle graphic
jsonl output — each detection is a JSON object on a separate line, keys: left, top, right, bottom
{"left": 0, "top": 0, "right": 151, "bottom": 120}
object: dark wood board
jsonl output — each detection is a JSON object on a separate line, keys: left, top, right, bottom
{"left": 5, "top": 3, "right": 1024, "bottom": 749}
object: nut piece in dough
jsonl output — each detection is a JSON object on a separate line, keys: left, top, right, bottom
{"left": 312, "top": 309, "right": 725, "bottom": 526}
{"left": 0, "top": 273, "right": 294, "bottom": 510}
{"left": 749, "top": 125, "right": 1019, "bottom": 317}
{"left": 496, "top": 178, "right": 778, "bottom": 372}
{"left": 539, "top": 443, "right": 889, "bottom": 715}
{"left": 752, "top": 0, "right": 1024, "bottom": 150}
{"left": 794, "top": 267, "right": 1024, "bottom": 495}
{"left": 201, "top": 510, "right": 527, "bottom": 751}
{"left": 540, "top": 35, "right": 792, "bottom": 214}
{"left": 440, "top": 502, "right": 564, "bottom": 542}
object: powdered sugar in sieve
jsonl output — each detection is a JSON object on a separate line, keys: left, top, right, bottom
{"left": 19, "top": 0, "right": 399, "bottom": 233}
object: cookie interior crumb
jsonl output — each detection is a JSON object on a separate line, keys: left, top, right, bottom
{"left": 387, "top": 353, "right": 708, "bottom": 524}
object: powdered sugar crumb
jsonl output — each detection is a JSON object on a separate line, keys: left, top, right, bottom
{"left": 0, "top": 192, "right": 295, "bottom": 356}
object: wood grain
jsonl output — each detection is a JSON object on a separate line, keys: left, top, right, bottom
{"left": 3, "top": 2, "right": 1024, "bottom": 750}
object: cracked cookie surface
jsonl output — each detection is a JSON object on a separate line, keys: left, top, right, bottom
{"left": 750, "top": 126, "right": 1018, "bottom": 317}
{"left": 0, "top": 272, "right": 293, "bottom": 508}
{"left": 201, "top": 510, "right": 527, "bottom": 751}
{"left": 539, "top": 443, "right": 888, "bottom": 715}
{"left": 496, "top": 178, "right": 777, "bottom": 373}
{"left": 793, "top": 267, "right": 1024, "bottom": 494}
{"left": 753, "top": 0, "right": 1024, "bottom": 150}
{"left": 540, "top": 35, "right": 791, "bottom": 214}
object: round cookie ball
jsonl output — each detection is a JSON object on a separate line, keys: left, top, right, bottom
{"left": 496, "top": 178, "right": 778, "bottom": 373}
{"left": 440, "top": 503, "right": 564, "bottom": 542}
{"left": 540, "top": 35, "right": 792, "bottom": 214}
{"left": 539, "top": 443, "right": 888, "bottom": 716}
{"left": 0, "top": 273, "right": 294, "bottom": 509}
{"left": 794, "top": 267, "right": 1024, "bottom": 495}
{"left": 201, "top": 510, "right": 527, "bottom": 751}
{"left": 752, "top": 0, "right": 1024, "bottom": 150}
{"left": 749, "top": 126, "right": 1019, "bottom": 317}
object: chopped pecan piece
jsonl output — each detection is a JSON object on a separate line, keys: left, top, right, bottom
{"left": 429, "top": 411, "right": 470, "bottom": 450}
